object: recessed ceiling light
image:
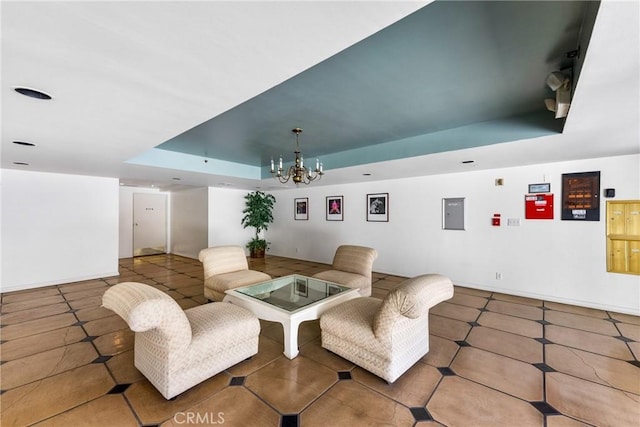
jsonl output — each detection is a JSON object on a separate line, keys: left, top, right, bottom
{"left": 13, "top": 162, "right": 29, "bottom": 166}
{"left": 13, "top": 141, "right": 36, "bottom": 147}
{"left": 462, "top": 160, "right": 475, "bottom": 164}
{"left": 14, "top": 87, "right": 52, "bottom": 100}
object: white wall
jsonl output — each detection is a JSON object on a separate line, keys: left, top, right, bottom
{"left": 208, "top": 187, "right": 254, "bottom": 253}
{"left": 267, "top": 154, "right": 640, "bottom": 315}
{"left": 118, "top": 186, "right": 163, "bottom": 258}
{"left": 170, "top": 187, "right": 208, "bottom": 259}
{"left": 1, "top": 169, "right": 119, "bottom": 292}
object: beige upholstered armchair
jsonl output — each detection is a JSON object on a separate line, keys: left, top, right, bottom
{"left": 199, "top": 245, "right": 271, "bottom": 301}
{"left": 102, "top": 282, "right": 260, "bottom": 399}
{"left": 320, "top": 274, "right": 454, "bottom": 383}
{"left": 313, "top": 245, "right": 378, "bottom": 297}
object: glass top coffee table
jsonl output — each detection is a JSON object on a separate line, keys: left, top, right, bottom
{"left": 224, "top": 275, "right": 359, "bottom": 359}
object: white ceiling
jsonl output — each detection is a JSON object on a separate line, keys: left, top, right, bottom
{"left": 2, "top": 1, "right": 638, "bottom": 192}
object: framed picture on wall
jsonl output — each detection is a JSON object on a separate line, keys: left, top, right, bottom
{"left": 294, "top": 198, "right": 308, "bottom": 220}
{"left": 326, "top": 196, "right": 344, "bottom": 221}
{"left": 366, "top": 193, "right": 389, "bottom": 222}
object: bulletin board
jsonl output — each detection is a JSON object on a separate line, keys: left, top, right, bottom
{"left": 561, "top": 171, "right": 600, "bottom": 221}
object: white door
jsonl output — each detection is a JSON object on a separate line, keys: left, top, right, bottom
{"left": 133, "top": 193, "right": 167, "bottom": 256}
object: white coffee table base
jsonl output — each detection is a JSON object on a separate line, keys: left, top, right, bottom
{"left": 224, "top": 288, "right": 359, "bottom": 359}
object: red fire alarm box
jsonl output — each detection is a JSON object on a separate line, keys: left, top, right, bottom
{"left": 525, "top": 194, "right": 554, "bottom": 219}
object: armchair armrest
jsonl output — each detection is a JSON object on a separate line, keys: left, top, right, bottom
{"left": 372, "top": 274, "right": 453, "bottom": 339}
{"left": 422, "top": 274, "right": 455, "bottom": 309}
{"left": 102, "top": 282, "right": 191, "bottom": 351}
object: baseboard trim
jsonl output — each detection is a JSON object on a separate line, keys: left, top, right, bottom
{"left": 453, "top": 280, "right": 640, "bottom": 316}
{"left": 1, "top": 271, "right": 121, "bottom": 294}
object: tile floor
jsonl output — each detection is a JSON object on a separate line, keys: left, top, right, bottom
{"left": 1, "top": 254, "right": 639, "bottom": 426}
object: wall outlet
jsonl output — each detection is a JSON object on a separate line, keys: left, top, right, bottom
{"left": 507, "top": 218, "right": 520, "bottom": 226}
{"left": 496, "top": 272, "right": 502, "bottom": 280}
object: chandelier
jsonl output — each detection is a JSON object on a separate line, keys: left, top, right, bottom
{"left": 270, "top": 128, "right": 324, "bottom": 185}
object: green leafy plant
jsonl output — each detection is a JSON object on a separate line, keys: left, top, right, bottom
{"left": 241, "top": 191, "right": 276, "bottom": 257}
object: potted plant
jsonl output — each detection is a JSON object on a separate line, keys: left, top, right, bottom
{"left": 241, "top": 190, "right": 276, "bottom": 258}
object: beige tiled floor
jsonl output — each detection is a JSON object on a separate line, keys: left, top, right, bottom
{"left": 1, "top": 254, "right": 639, "bottom": 426}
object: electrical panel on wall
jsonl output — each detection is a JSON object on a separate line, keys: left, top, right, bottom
{"left": 443, "top": 198, "right": 465, "bottom": 230}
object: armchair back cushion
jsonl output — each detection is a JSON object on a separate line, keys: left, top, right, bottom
{"left": 313, "top": 245, "right": 378, "bottom": 296}
{"left": 199, "top": 246, "right": 249, "bottom": 277}
{"left": 332, "top": 245, "right": 378, "bottom": 279}
{"left": 199, "top": 245, "right": 272, "bottom": 301}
